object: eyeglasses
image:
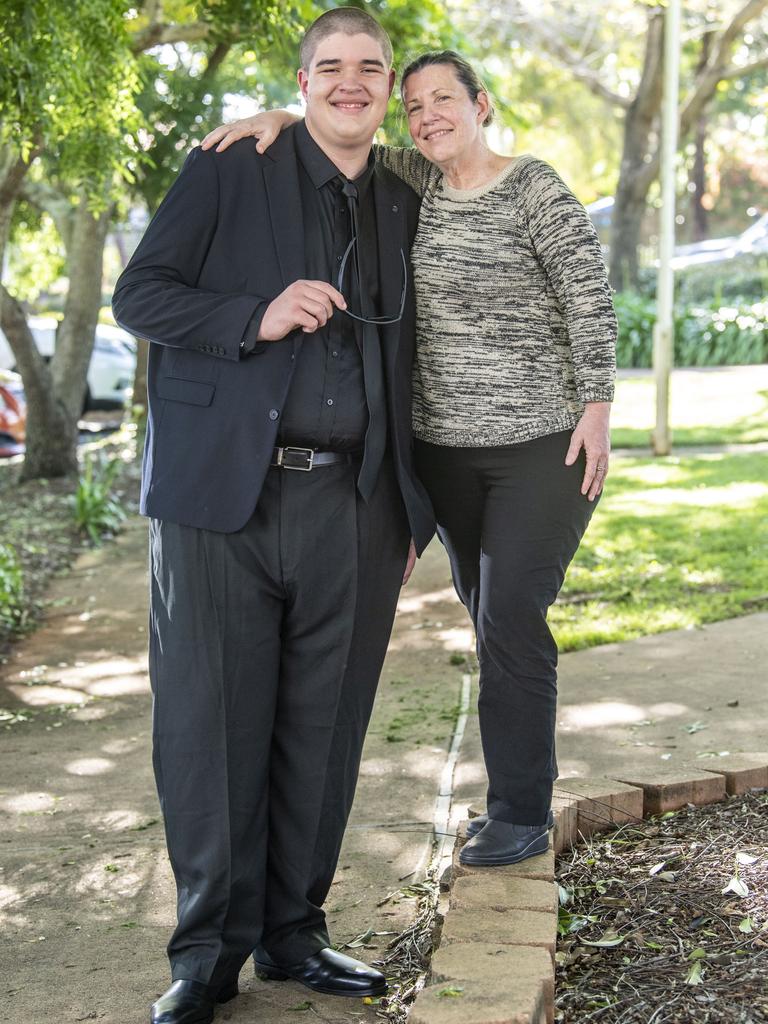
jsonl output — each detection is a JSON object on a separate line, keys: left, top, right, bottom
{"left": 336, "top": 235, "right": 408, "bottom": 326}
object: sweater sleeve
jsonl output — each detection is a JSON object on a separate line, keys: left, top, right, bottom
{"left": 520, "top": 158, "right": 617, "bottom": 403}
{"left": 373, "top": 144, "right": 438, "bottom": 198}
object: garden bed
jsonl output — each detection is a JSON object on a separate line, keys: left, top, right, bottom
{"left": 556, "top": 792, "right": 768, "bottom": 1022}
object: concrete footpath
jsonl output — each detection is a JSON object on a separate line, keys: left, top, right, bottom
{"left": 0, "top": 520, "right": 465, "bottom": 1024}
{"left": 2, "top": 515, "right": 767, "bottom": 1024}
{"left": 453, "top": 609, "right": 768, "bottom": 814}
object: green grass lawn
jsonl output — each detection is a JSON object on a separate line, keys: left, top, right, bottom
{"left": 611, "top": 365, "right": 768, "bottom": 448}
{"left": 552, "top": 451, "right": 768, "bottom": 652}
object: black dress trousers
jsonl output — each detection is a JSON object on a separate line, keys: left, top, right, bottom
{"left": 148, "top": 456, "right": 409, "bottom": 985}
{"left": 414, "top": 430, "right": 597, "bottom": 826}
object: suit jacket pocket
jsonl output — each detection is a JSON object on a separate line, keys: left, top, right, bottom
{"left": 156, "top": 376, "right": 215, "bottom": 406}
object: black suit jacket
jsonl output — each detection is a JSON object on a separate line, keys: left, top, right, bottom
{"left": 113, "top": 126, "right": 434, "bottom": 553}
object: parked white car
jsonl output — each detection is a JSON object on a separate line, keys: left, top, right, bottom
{"left": 0, "top": 316, "right": 136, "bottom": 411}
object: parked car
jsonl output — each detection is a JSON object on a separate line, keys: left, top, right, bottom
{"left": 585, "top": 197, "right": 768, "bottom": 271}
{"left": 0, "top": 316, "right": 136, "bottom": 411}
{"left": 669, "top": 212, "right": 768, "bottom": 270}
{"left": 0, "top": 369, "right": 26, "bottom": 455}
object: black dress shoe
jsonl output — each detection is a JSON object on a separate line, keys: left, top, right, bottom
{"left": 253, "top": 945, "right": 387, "bottom": 997}
{"left": 466, "top": 813, "right": 488, "bottom": 838}
{"left": 150, "top": 978, "right": 238, "bottom": 1024}
{"left": 459, "top": 810, "right": 555, "bottom": 866}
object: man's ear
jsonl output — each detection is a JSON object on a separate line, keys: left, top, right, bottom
{"left": 297, "top": 67, "right": 309, "bottom": 101}
{"left": 387, "top": 68, "right": 396, "bottom": 97}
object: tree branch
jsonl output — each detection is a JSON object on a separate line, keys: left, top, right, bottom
{"left": 0, "top": 141, "right": 41, "bottom": 208}
{"left": 680, "top": 0, "right": 768, "bottom": 133}
{"left": 17, "top": 178, "right": 75, "bottom": 253}
{"left": 520, "top": 21, "right": 631, "bottom": 108}
{"left": 719, "top": 53, "right": 768, "bottom": 80}
{"left": 0, "top": 282, "right": 50, "bottom": 393}
{"left": 130, "top": 20, "right": 214, "bottom": 54}
{"left": 201, "top": 42, "right": 231, "bottom": 84}
{"left": 632, "top": 8, "right": 665, "bottom": 121}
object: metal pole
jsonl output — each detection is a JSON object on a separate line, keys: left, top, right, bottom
{"left": 652, "top": 0, "right": 681, "bottom": 456}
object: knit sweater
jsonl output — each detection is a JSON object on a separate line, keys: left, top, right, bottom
{"left": 375, "top": 146, "right": 617, "bottom": 447}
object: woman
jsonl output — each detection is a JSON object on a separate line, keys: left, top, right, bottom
{"left": 202, "top": 51, "right": 616, "bottom": 867}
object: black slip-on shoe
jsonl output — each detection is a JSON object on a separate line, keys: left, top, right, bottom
{"left": 466, "top": 813, "right": 488, "bottom": 838}
{"left": 253, "top": 945, "right": 387, "bottom": 998}
{"left": 459, "top": 810, "right": 555, "bottom": 866}
{"left": 150, "top": 978, "right": 237, "bottom": 1024}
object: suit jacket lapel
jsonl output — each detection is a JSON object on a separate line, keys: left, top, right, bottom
{"left": 262, "top": 130, "right": 306, "bottom": 288}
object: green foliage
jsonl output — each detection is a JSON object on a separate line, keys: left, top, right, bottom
{"left": 614, "top": 292, "right": 768, "bottom": 368}
{"left": 7, "top": 204, "right": 66, "bottom": 302}
{"left": 0, "top": 543, "right": 25, "bottom": 639}
{"left": 676, "top": 254, "right": 768, "bottom": 307}
{"left": 71, "top": 454, "right": 126, "bottom": 544}
{"left": 0, "top": 0, "right": 142, "bottom": 201}
{"left": 131, "top": 0, "right": 461, "bottom": 208}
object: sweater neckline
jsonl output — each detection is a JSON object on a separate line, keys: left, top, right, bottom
{"left": 440, "top": 157, "right": 523, "bottom": 202}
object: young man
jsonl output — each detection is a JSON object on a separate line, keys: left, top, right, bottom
{"left": 113, "top": 9, "right": 433, "bottom": 1024}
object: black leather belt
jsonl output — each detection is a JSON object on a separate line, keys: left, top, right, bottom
{"left": 270, "top": 446, "right": 357, "bottom": 472}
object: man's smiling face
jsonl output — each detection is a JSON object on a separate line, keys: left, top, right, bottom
{"left": 298, "top": 32, "right": 395, "bottom": 153}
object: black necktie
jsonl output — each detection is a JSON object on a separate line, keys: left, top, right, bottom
{"left": 342, "top": 180, "right": 386, "bottom": 501}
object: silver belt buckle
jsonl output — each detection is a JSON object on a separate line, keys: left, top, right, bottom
{"left": 278, "top": 446, "right": 314, "bottom": 471}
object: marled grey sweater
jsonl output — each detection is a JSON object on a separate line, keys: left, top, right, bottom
{"left": 375, "top": 146, "right": 617, "bottom": 447}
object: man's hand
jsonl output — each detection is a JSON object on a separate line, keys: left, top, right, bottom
{"left": 259, "top": 281, "right": 347, "bottom": 341}
{"left": 402, "top": 540, "right": 417, "bottom": 586}
{"left": 565, "top": 401, "right": 612, "bottom": 502}
{"left": 201, "top": 110, "right": 300, "bottom": 154}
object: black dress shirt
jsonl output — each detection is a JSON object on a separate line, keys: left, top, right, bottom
{"left": 273, "top": 121, "right": 381, "bottom": 451}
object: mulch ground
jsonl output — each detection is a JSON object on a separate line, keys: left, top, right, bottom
{"left": 555, "top": 791, "right": 768, "bottom": 1023}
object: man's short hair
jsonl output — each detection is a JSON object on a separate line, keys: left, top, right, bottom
{"left": 300, "top": 7, "right": 393, "bottom": 70}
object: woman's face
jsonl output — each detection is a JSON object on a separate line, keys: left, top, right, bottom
{"left": 403, "top": 64, "right": 489, "bottom": 166}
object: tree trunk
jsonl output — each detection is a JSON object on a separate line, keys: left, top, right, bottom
{"left": 52, "top": 197, "right": 113, "bottom": 421}
{"left": 609, "top": 9, "right": 665, "bottom": 291}
{"left": 1, "top": 188, "right": 113, "bottom": 480}
{"left": 690, "top": 32, "right": 713, "bottom": 243}
{"left": 0, "top": 284, "right": 77, "bottom": 479}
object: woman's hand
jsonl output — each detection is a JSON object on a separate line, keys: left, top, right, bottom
{"left": 565, "top": 401, "right": 611, "bottom": 501}
{"left": 201, "top": 110, "right": 300, "bottom": 154}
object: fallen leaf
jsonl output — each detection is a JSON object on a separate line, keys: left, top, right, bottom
{"left": 721, "top": 877, "right": 749, "bottom": 897}
{"left": 581, "top": 932, "right": 625, "bottom": 948}
{"left": 735, "top": 852, "right": 759, "bottom": 866}
{"left": 685, "top": 961, "right": 704, "bottom": 986}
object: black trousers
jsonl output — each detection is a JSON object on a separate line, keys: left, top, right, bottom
{"left": 148, "top": 456, "right": 409, "bottom": 985}
{"left": 414, "top": 430, "right": 597, "bottom": 825}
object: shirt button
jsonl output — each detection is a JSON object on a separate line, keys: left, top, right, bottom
{"left": 392, "top": 204, "right": 399, "bottom": 212}
{"left": 327, "top": 398, "right": 334, "bottom": 406}
{"left": 331, "top": 351, "right": 338, "bottom": 358}
{"left": 269, "top": 409, "right": 279, "bottom": 420}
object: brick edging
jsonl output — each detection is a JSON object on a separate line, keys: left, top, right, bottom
{"left": 408, "top": 753, "right": 768, "bottom": 1024}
